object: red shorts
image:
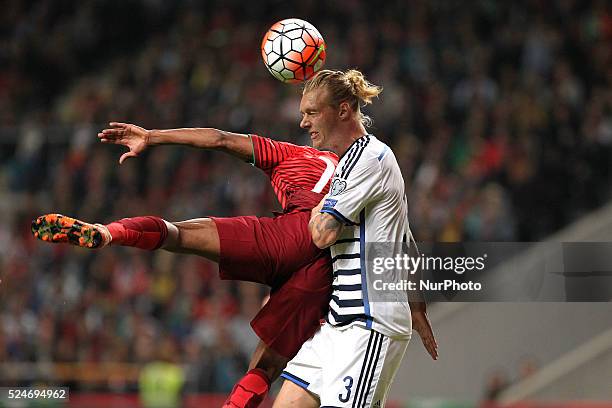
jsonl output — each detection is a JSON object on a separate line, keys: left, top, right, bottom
{"left": 211, "top": 210, "right": 332, "bottom": 359}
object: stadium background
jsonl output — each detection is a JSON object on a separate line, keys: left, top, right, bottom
{"left": 0, "top": 0, "right": 611, "bottom": 407}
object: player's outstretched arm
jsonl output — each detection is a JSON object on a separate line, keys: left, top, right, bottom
{"left": 409, "top": 301, "right": 439, "bottom": 360}
{"left": 98, "top": 122, "right": 253, "bottom": 164}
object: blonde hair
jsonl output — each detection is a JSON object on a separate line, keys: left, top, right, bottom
{"left": 303, "top": 69, "right": 382, "bottom": 127}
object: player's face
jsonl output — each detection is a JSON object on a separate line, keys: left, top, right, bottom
{"left": 299, "top": 88, "right": 339, "bottom": 150}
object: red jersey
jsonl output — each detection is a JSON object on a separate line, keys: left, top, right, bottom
{"left": 251, "top": 135, "right": 338, "bottom": 212}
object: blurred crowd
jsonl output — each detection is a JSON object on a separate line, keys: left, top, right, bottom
{"left": 1, "top": 0, "right": 611, "bottom": 393}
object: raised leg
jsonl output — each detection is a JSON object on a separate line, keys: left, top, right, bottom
{"left": 32, "top": 214, "right": 222, "bottom": 262}
{"left": 162, "top": 218, "right": 220, "bottom": 262}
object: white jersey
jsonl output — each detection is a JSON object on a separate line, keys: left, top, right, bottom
{"left": 321, "top": 134, "right": 412, "bottom": 339}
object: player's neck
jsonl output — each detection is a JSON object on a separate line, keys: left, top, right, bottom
{"left": 332, "top": 122, "right": 368, "bottom": 157}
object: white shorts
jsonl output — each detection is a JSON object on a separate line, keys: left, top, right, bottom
{"left": 281, "top": 323, "right": 409, "bottom": 408}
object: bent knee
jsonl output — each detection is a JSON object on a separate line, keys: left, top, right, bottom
{"left": 165, "top": 218, "right": 220, "bottom": 260}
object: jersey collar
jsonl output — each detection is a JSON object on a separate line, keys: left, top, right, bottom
{"left": 340, "top": 133, "right": 371, "bottom": 160}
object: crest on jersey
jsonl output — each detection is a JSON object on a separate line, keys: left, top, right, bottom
{"left": 330, "top": 178, "right": 347, "bottom": 196}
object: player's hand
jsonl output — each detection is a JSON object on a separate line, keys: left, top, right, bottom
{"left": 412, "top": 310, "right": 438, "bottom": 360}
{"left": 97, "top": 122, "right": 150, "bottom": 164}
{"left": 310, "top": 198, "right": 325, "bottom": 220}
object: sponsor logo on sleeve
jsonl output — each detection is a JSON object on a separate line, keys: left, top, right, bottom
{"left": 323, "top": 198, "right": 338, "bottom": 209}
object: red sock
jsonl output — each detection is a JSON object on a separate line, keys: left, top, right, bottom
{"left": 105, "top": 216, "right": 168, "bottom": 250}
{"left": 223, "top": 369, "right": 271, "bottom": 408}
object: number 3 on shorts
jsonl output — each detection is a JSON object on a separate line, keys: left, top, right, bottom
{"left": 338, "top": 375, "right": 354, "bottom": 403}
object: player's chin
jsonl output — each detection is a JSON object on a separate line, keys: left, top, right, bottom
{"left": 310, "top": 133, "right": 322, "bottom": 148}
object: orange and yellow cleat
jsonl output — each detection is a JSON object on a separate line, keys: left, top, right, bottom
{"left": 31, "top": 214, "right": 109, "bottom": 249}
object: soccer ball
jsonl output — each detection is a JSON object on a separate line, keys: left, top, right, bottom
{"left": 261, "top": 18, "right": 327, "bottom": 83}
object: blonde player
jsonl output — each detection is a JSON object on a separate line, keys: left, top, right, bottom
{"left": 274, "top": 70, "right": 438, "bottom": 408}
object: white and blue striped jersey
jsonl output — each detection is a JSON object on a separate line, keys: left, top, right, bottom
{"left": 321, "top": 134, "right": 412, "bottom": 339}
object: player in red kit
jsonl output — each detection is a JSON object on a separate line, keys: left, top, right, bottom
{"left": 31, "top": 123, "right": 338, "bottom": 408}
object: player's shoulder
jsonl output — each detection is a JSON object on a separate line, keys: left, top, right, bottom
{"left": 339, "top": 135, "right": 390, "bottom": 174}
{"left": 298, "top": 144, "right": 339, "bottom": 163}
{"left": 364, "top": 135, "right": 390, "bottom": 158}
{"left": 252, "top": 134, "right": 297, "bottom": 148}
{"left": 364, "top": 135, "right": 398, "bottom": 170}
{"left": 344, "top": 134, "right": 388, "bottom": 158}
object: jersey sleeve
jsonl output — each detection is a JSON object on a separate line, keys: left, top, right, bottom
{"left": 250, "top": 134, "right": 304, "bottom": 172}
{"left": 321, "top": 155, "right": 381, "bottom": 225}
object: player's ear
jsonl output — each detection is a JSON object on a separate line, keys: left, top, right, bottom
{"left": 338, "top": 101, "right": 350, "bottom": 120}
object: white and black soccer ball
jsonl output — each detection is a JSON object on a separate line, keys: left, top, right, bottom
{"left": 261, "top": 18, "right": 327, "bottom": 83}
